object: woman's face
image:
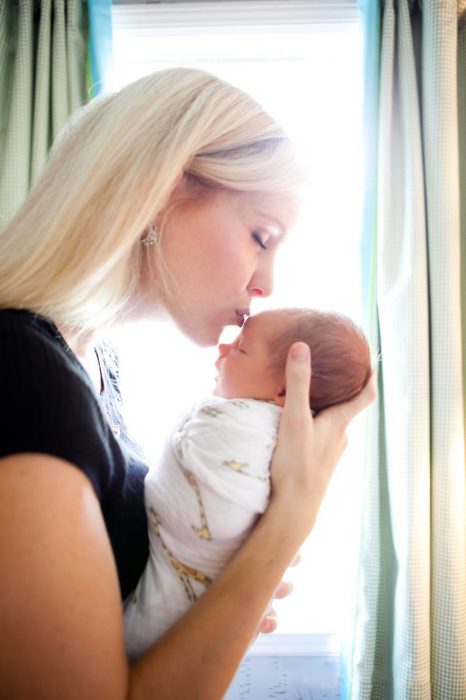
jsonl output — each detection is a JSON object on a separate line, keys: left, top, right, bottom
{"left": 140, "top": 182, "right": 298, "bottom": 346}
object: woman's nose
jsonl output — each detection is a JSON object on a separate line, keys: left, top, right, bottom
{"left": 248, "top": 255, "right": 275, "bottom": 297}
{"left": 248, "top": 264, "right": 274, "bottom": 298}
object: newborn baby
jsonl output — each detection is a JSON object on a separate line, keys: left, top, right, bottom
{"left": 124, "top": 308, "right": 372, "bottom": 659}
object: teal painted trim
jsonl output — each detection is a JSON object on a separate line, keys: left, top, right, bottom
{"left": 339, "top": 6, "right": 381, "bottom": 699}
{"left": 86, "top": 45, "right": 93, "bottom": 99}
{"left": 358, "top": 0, "right": 381, "bottom": 337}
{"left": 88, "top": 0, "right": 113, "bottom": 97}
{"left": 339, "top": 646, "right": 350, "bottom": 700}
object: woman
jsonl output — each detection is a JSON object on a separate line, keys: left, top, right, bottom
{"left": 0, "top": 68, "right": 374, "bottom": 699}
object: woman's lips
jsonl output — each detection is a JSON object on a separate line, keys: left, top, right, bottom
{"left": 235, "top": 309, "right": 250, "bottom": 327}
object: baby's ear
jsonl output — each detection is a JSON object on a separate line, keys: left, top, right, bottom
{"left": 273, "top": 386, "right": 286, "bottom": 407}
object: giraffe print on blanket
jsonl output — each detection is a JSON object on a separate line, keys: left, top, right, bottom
{"left": 182, "top": 468, "right": 212, "bottom": 540}
{"left": 148, "top": 506, "right": 212, "bottom": 602}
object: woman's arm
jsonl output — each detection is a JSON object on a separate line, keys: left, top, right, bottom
{"left": 0, "top": 344, "right": 375, "bottom": 700}
{"left": 0, "top": 454, "right": 129, "bottom": 699}
{"left": 0, "top": 453, "right": 302, "bottom": 700}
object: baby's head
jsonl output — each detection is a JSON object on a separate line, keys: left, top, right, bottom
{"left": 214, "top": 308, "right": 372, "bottom": 412}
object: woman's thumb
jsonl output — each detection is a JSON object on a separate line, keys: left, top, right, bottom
{"left": 283, "top": 342, "right": 312, "bottom": 413}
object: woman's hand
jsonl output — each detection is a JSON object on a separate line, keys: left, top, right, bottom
{"left": 270, "top": 342, "right": 376, "bottom": 546}
{"left": 257, "top": 553, "right": 300, "bottom": 633}
{"left": 257, "top": 580, "right": 292, "bottom": 633}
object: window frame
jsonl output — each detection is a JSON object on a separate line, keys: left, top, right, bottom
{"left": 110, "top": 0, "right": 364, "bottom": 665}
{"left": 112, "top": 0, "right": 359, "bottom": 34}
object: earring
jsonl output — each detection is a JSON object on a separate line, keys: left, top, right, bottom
{"left": 141, "top": 223, "right": 158, "bottom": 246}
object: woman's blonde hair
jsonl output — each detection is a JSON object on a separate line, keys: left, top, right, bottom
{"left": 0, "top": 68, "right": 303, "bottom": 337}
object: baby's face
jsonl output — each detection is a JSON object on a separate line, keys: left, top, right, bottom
{"left": 213, "top": 312, "right": 284, "bottom": 401}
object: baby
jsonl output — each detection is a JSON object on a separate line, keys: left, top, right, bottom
{"left": 124, "top": 308, "right": 372, "bottom": 659}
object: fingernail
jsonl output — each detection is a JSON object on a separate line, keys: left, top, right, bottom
{"left": 291, "top": 343, "right": 309, "bottom": 362}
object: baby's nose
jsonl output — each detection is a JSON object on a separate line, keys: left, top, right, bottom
{"left": 218, "top": 343, "right": 231, "bottom": 357}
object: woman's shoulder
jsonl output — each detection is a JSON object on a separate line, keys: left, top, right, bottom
{"left": 0, "top": 308, "right": 81, "bottom": 377}
{"left": 0, "top": 308, "right": 118, "bottom": 495}
{"left": 0, "top": 307, "right": 61, "bottom": 341}
{"left": 0, "top": 309, "right": 149, "bottom": 598}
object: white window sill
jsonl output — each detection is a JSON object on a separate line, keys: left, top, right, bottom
{"left": 225, "top": 634, "right": 342, "bottom": 699}
{"left": 248, "top": 633, "right": 340, "bottom": 657}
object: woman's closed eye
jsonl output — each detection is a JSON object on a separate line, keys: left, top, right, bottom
{"left": 252, "top": 231, "right": 268, "bottom": 250}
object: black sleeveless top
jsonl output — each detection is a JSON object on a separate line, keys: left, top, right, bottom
{"left": 0, "top": 309, "right": 149, "bottom": 600}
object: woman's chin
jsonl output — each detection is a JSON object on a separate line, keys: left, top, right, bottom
{"left": 177, "top": 319, "right": 223, "bottom": 347}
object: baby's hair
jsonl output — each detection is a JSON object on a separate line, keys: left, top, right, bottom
{"left": 266, "top": 308, "right": 372, "bottom": 412}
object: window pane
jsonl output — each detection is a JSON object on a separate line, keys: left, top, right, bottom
{"left": 110, "top": 15, "right": 364, "bottom": 635}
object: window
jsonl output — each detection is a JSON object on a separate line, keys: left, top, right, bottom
{"left": 110, "top": 0, "right": 364, "bottom": 642}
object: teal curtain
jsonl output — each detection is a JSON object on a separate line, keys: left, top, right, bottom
{"left": 346, "top": 1, "right": 466, "bottom": 698}
{"left": 87, "top": 0, "right": 113, "bottom": 97}
{"left": 0, "top": 0, "right": 112, "bottom": 230}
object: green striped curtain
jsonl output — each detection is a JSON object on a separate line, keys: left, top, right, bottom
{"left": 0, "top": 0, "right": 111, "bottom": 230}
{"left": 460, "top": 0, "right": 466, "bottom": 448}
{"left": 347, "top": 1, "right": 466, "bottom": 698}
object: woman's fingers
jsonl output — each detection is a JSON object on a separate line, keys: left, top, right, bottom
{"left": 258, "top": 578, "right": 295, "bottom": 636}
{"left": 258, "top": 608, "right": 278, "bottom": 634}
{"left": 349, "top": 371, "right": 377, "bottom": 413}
{"left": 321, "top": 372, "right": 377, "bottom": 427}
{"left": 274, "top": 580, "right": 293, "bottom": 599}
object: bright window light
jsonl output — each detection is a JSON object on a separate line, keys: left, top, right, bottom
{"left": 110, "top": 2, "right": 364, "bottom": 638}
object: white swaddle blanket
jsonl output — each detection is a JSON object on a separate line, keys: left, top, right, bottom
{"left": 124, "top": 397, "right": 282, "bottom": 660}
